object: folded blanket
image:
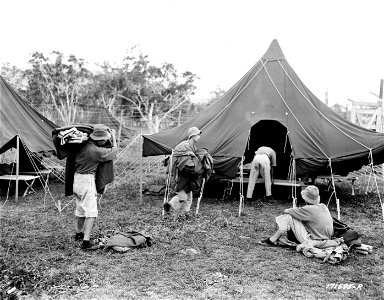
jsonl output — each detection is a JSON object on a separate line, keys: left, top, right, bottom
{"left": 296, "top": 238, "right": 349, "bottom": 264}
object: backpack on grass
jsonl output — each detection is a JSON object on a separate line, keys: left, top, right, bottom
{"left": 332, "top": 217, "right": 361, "bottom": 247}
{"left": 105, "top": 231, "right": 152, "bottom": 253}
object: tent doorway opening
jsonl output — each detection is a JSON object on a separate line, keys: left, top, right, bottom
{"left": 244, "top": 120, "right": 292, "bottom": 180}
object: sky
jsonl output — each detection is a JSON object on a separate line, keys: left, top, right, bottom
{"left": 1, "top": 0, "right": 384, "bottom": 107}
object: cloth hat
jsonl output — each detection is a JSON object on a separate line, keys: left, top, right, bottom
{"left": 188, "top": 127, "right": 202, "bottom": 139}
{"left": 90, "top": 124, "right": 111, "bottom": 141}
{"left": 301, "top": 185, "right": 320, "bottom": 205}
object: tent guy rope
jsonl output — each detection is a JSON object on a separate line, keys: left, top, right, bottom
{"left": 201, "top": 59, "right": 267, "bottom": 132}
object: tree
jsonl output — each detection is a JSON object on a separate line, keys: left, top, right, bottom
{"left": 24, "top": 51, "right": 90, "bottom": 125}
{"left": 331, "top": 103, "right": 349, "bottom": 120}
{"left": 85, "top": 62, "right": 127, "bottom": 114}
{"left": 0, "top": 63, "right": 28, "bottom": 92}
{"left": 208, "top": 86, "right": 226, "bottom": 105}
{"left": 115, "top": 47, "right": 198, "bottom": 133}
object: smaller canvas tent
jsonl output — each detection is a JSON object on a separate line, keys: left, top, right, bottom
{"left": 0, "top": 76, "right": 57, "bottom": 154}
{"left": 0, "top": 76, "right": 57, "bottom": 166}
{"left": 142, "top": 40, "right": 384, "bottom": 181}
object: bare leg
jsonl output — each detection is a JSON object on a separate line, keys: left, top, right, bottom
{"left": 174, "top": 190, "right": 187, "bottom": 218}
{"left": 83, "top": 217, "right": 96, "bottom": 240}
{"left": 182, "top": 191, "right": 193, "bottom": 213}
{"left": 269, "top": 229, "right": 282, "bottom": 244}
{"left": 77, "top": 217, "right": 85, "bottom": 233}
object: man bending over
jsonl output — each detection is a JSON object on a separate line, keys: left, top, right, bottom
{"left": 246, "top": 146, "right": 276, "bottom": 201}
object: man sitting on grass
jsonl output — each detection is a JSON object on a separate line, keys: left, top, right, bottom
{"left": 259, "top": 185, "right": 334, "bottom": 246}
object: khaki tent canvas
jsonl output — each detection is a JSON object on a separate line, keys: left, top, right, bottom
{"left": 142, "top": 40, "right": 384, "bottom": 180}
{"left": 0, "top": 76, "right": 57, "bottom": 171}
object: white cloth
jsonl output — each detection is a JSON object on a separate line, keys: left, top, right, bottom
{"left": 246, "top": 154, "right": 272, "bottom": 197}
{"left": 73, "top": 173, "right": 98, "bottom": 218}
{"left": 168, "top": 191, "right": 193, "bottom": 214}
{"left": 275, "top": 214, "right": 311, "bottom": 244}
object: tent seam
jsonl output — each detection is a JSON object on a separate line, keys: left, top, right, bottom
{"left": 278, "top": 61, "right": 370, "bottom": 150}
{"left": 200, "top": 59, "right": 267, "bottom": 131}
{"left": 262, "top": 62, "right": 330, "bottom": 159}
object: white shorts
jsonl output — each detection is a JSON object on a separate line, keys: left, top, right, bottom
{"left": 73, "top": 173, "right": 98, "bottom": 218}
{"left": 275, "top": 214, "right": 310, "bottom": 243}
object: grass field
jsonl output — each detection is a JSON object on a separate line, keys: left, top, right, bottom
{"left": 0, "top": 177, "right": 383, "bottom": 300}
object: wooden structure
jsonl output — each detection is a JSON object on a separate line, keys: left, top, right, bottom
{"left": 349, "top": 100, "right": 383, "bottom": 132}
{"left": 348, "top": 79, "right": 384, "bottom": 133}
{"left": 0, "top": 174, "right": 39, "bottom": 197}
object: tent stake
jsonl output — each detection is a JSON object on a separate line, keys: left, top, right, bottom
{"left": 162, "top": 151, "right": 173, "bottom": 217}
{"left": 118, "top": 110, "right": 123, "bottom": 150}
{"left": 140, "top": 132, "right": 143, "bottom": 205}
{"left": 195, "top": 178, "right": 206, "bottom": 216}
{"left": 382, "top": 203, "right": 384, "bottom": 222}
{"left": 238, "top": 157, "right": 244, "bottom": 217}
{"left": 15, "top": 135, "right": 20, "bottom": 203}
{"left": 336, "top": 198, "right": 340, "bottom": 220}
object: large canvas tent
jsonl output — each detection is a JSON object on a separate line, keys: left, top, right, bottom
{"left": 0, "top": 75, "right": 57, "bottom": 171}
{"left": 143, "top": 40, "right": 384, "bottom": 180}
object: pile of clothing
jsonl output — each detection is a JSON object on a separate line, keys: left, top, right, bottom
{"left": 93, "top": 230, "right": 152, "bottom": 253}
{"left": 57, "top": 127, "right": 89, "bottom": 145}
{"left": 295, "top": 238, "right": 349, "bottom": 264}
{"left": 288, "top": 217, "right": 373, "bottom": 264}
{"left": 168, "top": 147, "right": 213, "bottom": 196}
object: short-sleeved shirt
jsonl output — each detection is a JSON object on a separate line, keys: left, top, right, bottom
{"left": 284, "top": 204, "right": 333, "bottom": 240}
{"left": 255, "top": 146, "right": 277, "bottom": 167}
{"left": 75, "top": 141, "right": 117, "bottom": 174}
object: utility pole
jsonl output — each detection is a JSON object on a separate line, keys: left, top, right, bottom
{"left": 380, "top": 79, "right": 384, "bottom": 211}
{"left": 379, "top": 79, "right": 383, "bottom": 133}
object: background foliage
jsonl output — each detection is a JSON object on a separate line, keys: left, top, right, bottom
{"left": 1, "top": 49, "right": 206, "bottom": 133}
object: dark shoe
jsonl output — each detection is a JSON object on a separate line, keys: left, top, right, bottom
{"left": 184, "top": 212, "right": 193, "bottom": 220}
{"left": 259, "top": 238, "right": 277, "bottom": 247}
{"left": 264, "top": 195, "right": 274, "bottom": 201}
{"left": 81, "top": 240, "right": 101, "bottom": 251}
{"left": 74, "top": 232, "right": 84, "bottom": 241}
{"left": 163, "top": 202, "right": 171, "bottom": 213}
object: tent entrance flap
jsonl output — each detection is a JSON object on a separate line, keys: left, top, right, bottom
{"left": 244, "top": 120, "right": 292, "bottom": 180}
